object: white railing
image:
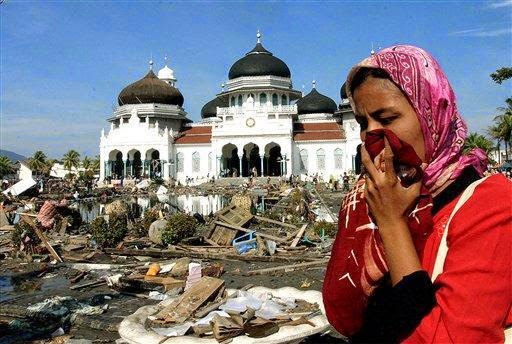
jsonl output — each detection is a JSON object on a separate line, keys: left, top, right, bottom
{"left": 216, "top": 104, "right": 297, "bottom": 116}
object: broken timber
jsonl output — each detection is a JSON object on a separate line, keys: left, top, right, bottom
{"left": 154, "top": 276, "right": 224, "bottom": 323}
{"left": 241, "top": 259, "right": 329, "bottom": 276}
{"left": 103, "top": 247, "right": 320, "bottom": 263}
{"left": 213, "top": 221, "right": 287, "bottom": 243}
{"left": 21, "top": 215, "right": 63, "bottom": 262}
{"left": 290, "top": 224, "right": 308, "bottom": 248}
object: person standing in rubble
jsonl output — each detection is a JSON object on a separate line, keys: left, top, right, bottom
{"left": 323, "top": 45, "right": 511, "bottom": 343}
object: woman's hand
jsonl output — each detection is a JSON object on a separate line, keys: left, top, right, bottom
{"left": 361, "top": 137, "right": 421, "bottom": 228}
{"left": 362, "top": 137, "right": 423, "bottom": 285}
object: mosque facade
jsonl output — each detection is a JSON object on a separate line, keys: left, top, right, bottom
{"left": 99, "top": 33, "right": 360, "bottom": 184}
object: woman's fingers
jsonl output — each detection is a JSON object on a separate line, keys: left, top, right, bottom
{"left": 361, "top": 145, "right": 379, "bottom": 182}
{"left": 383, "top": 137, "right": 397, "bottom": 184}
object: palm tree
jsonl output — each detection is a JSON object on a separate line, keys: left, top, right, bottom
{"left": 92, "top": 156, "right": 101, "bottom": 172}
{"left": 486, "top": 124, "right": 502, "bottom": 164}
{"left": 82, "top": 156, "right": 92, "bottom": 170}
{"left": 493, "top": 113, "right": 512, "bottom": 161}
{"left": 464, "top": 132, "right": 494, "bottom": 156}
{"left": 62, "top": 150, "right": 81, "bottom": 173}
{"left": 0, "top": 156, "right": 14, "bottom": 177}
{"left": 29, "top": 151, "right": 47, "bottom": 174}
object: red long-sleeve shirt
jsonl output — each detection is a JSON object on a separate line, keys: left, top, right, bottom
{"left": 404, "top": 174, "right": 512, "bottom": 343}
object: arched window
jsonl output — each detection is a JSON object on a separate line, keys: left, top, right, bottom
{"left": 230, "top": 96, "right": 235, "bottom": 107}
{"left": 316, "top": 148, "right": 325, "bottom": 171}
{"left": 334, "top": 148, "right": 343, "bottom": 169}
{"left": 176, "top": 152, "right": 184, "bottom": 173}
{"left": 192, "top": 152, "right": 200, "bottom": 172}
{"left": 208, "top": 152, "right": 213, "bottom": 172}
{"left": 272, "top": 93, "right": 278, "bottom": 106}
{"left": 281, "top": 95, "right": 288, "bottom": 105}
{"left": 300, "top": 149, "right": 308, "bottom": 171}
{"left": 259, "top": 93, "right": 267, "bottom": 105}
{"left": 237, "top": 95, "right": 243, "bottom": 107}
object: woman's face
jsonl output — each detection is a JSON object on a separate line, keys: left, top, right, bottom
{"left": 353, "top": 76, "right": 426, "bottom": 162}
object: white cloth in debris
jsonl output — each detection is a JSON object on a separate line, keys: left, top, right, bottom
{"left": 219, "top": 294, "right": 263, "bottom": 313}
{"left": 151, "top": 322, "right": 193, "bottom": 337}
{"left": 194, "top": 310, "right": 230, "bottom": 326}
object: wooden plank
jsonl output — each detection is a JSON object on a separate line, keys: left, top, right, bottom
{"left": 290, "top": 224, "right": 308, "bottom": 248}
{"left": 241, "top": 259, "right": 329, "bottom": 276}
{"left": 217, "top": 204, "right": 253, "bottom": 227}
{"left": 254, "top": 215, "right": 298, "bottom": 229}
{"left": 209, "top": 223, "right": 238, "bottom": 246}
{"left": 214, "top": 221, "right": 288, "bottom": 243}
{"left": 21, "top": 215, "right": 63, "bottom": 262}
{"left": 103, "top": 247, "right": 319, "bottom": 263}
{"left": 154, "top": 276, "right": 224, "bottom": 323}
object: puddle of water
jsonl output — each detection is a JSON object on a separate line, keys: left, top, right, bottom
{"left": 0, "top": 275, "right": 69, "bottom": 302}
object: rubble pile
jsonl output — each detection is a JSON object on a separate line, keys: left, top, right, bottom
{"left": 0, "top": 177, "right": 348, "bottom": 342}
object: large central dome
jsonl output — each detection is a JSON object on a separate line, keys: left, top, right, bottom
{"left": 228, "top": 33, "right": 291, "bottom": 80}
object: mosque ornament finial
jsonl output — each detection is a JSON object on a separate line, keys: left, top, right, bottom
{"left": 164, "top": 54, "right": 168, "bottom": 66}
{"left": 257, "top": 30, "right": 261, "bottom": 44}
{"left": 370, "top": 42, "right": 375, "bottom": 56}
{"left": 312, "top": 80, "right": 316, "bottom": 89}
{"left": 149, "top": 53, "right": 154, "bottom": 71}
{"left": 221, "top": 83, "right": 225, "bottom": 92}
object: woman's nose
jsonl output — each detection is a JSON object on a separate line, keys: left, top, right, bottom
{"left": 367, "top": 118, "right": 384, "bottom": 132}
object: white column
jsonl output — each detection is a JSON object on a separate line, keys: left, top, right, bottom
{"left": 238, "top": 155, "right": 243, "bottom": 177}
{"left": 259, "top": 155, "right": 264, "bottom": 177}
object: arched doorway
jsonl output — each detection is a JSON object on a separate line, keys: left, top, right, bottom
{"left": 128, "top": 149, "right": 142, "bottom": 178}
{"left": 108, "top": 150, "right": 124, "bottom": 179}
{"left": 264, "top": 142, "right": 282, "bottom": 176}
{"left": 242, "top": 142, "right": 261, "bottom": 177}
{"left": 221, "top": 144, "right": 239, "bottom": 177}
{"left": 146, "top": 149, "right": 161, "bottom": 179}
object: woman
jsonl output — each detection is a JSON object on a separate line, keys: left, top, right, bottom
{"left": 323, "top": 45, "right": 511, "bottom": 343}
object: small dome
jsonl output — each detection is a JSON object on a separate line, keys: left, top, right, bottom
{"left": 297, "top": 88, "right": 337, "bottom": 115}
{"left": 228, "top": 41, "right": 291, "bottom": 80}
{"left": 340, "top": 82, "right": 347, "bottom": 100}
{"left": 201, "top": 96, "right": 228, "bottom": 118}
{"left": 118, "top": 70, "right": 184, "bottom": 107}
{"left": 158, "top": 65, "right": 175, "bottom": 81}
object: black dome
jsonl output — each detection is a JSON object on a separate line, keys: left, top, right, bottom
{"left": 340, "top": 82, "right": 348, "bottom": 100}
{"left": 297, "top": 88, "right": 337, "bottom": 115}
{"left": 201, "top": 96, "right": 228, "bottom": 118}
{"left": 228, "top": 43, "right": 291, "bottom": 80}
{"left": 118, "top": 70, "right": 184, "bottom": 107}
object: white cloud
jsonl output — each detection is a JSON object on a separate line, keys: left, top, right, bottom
{"left": 450, "top": 27, "right": 512, "bottom": 37}
{"left": 488, "top": 0, "right": 512, "bottom": 8}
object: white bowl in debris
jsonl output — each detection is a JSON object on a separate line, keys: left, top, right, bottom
{"left": 118, "top": 286, "right": 333, "bottom": 344}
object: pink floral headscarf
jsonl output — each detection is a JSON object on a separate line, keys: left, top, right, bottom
{"left": 345, "top": 45, "right": 487, "bottom": 194}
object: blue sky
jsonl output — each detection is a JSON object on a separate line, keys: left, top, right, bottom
{"left": 1, "top": 0, "right": 511, "bottom": 158}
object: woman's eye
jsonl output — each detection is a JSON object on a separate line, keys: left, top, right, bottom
{"left": 380, "top": 116, "right": 397, "bottom": 125}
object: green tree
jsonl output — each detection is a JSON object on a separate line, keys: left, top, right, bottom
{"left": 92, "top": 156, "right": 101, "bottom": 172}
{"left": 62, "top": 150, "right": 81, "bottom": 173}
{"left": 486, "top": 124, "right": 503, "bottom": 164}
{"left": 490, "top": 67, "right": 512, "bottom": 85}
{"left": 82, "top": 156, "right": 92, "bottom": 170}
{"left": 0, "top": 156, "right": 14, "bottom": 177}
{"left": 29, "top": 150, "right": 47, "bottom": 174}
{"left": 493, "top": 113, "right": 512, "bottom": 161}
{"left": 464, "top": 132, "right": 494, "bottom": 155}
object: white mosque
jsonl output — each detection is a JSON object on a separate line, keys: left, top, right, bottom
{"left": 99, "top": 32, "right": 361, "bottom": 184}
